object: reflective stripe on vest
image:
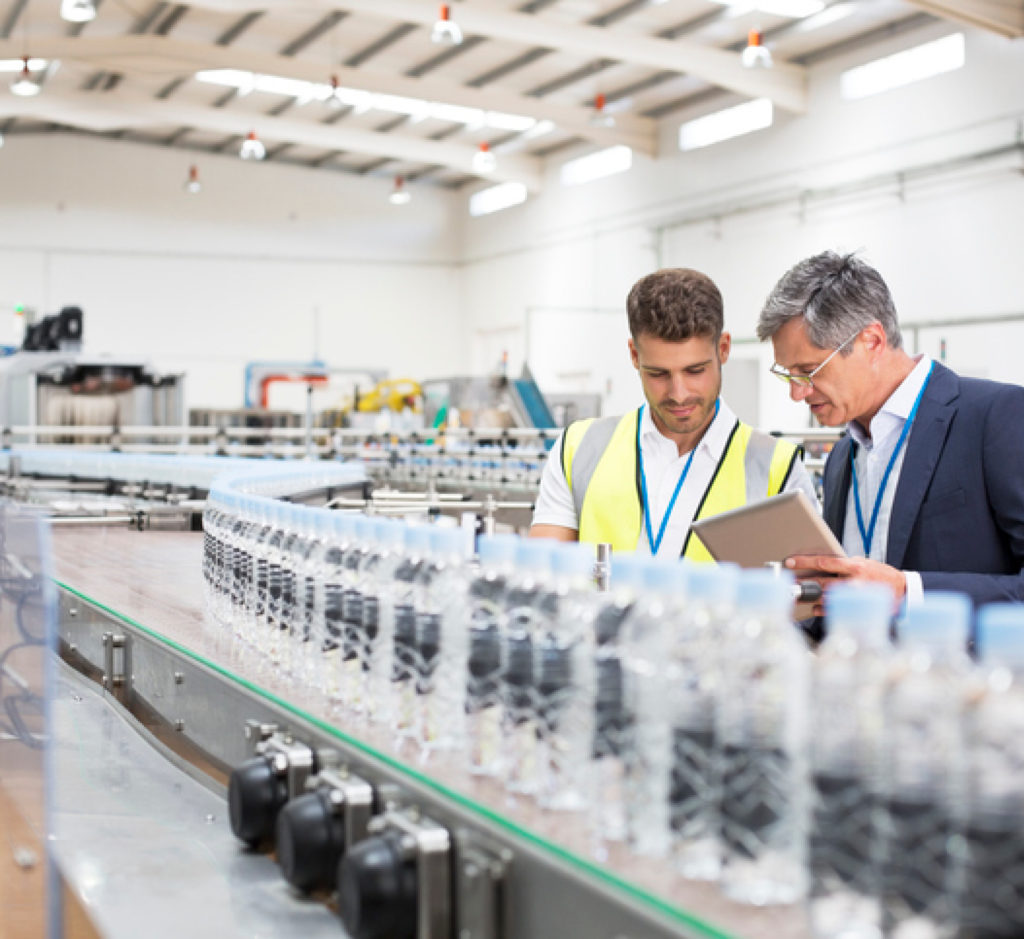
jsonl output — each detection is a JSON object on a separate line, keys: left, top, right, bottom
{"left": 563, "top": 408, "right": 800, "bottom": 559}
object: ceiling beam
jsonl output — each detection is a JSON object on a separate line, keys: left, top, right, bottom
{"left": 0, "top": 34, "right": 655, "bottom": 155}
{"left": 903, "top": 0, "right": 1024, "bottom": 37}
{"left": 0, "top": 86, "right": 543, "bottom": 190}
{"left": 163, "top": 0, "right": 808, "bottom": 112}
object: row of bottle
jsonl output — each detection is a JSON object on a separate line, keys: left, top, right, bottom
{"left": 201, "top": 496, "right": 1024, "bottom": 937}
{"left": 366, "top": 439, "right": 548, "bottom": 488}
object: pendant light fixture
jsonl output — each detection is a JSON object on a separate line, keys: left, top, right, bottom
{"left": 239, "top": 130, "right": 266, "bottom": 161}
{"left": 389, "top": 176, "right": 411, "bottom": 205}
{"left": 10, "top": 58, "right": 41, "bottom": 97}
{"left": 590, "top": 93, "right": 616, "bottom": 128}
{"left": 431, "top": 4, "right": 463, "bottom": 46}
{"left": 184, "top": 165, "right": 202, "bottom": 194}
{"left": 472, "top": 141, "right": 496, "bottom": 174}
{"left": 60, "top": 0, "right": 97, "bottom": 23}
{"left": 326, "top": 74, "right": 345, "bottom": 109}
{"left": 741, "top": 29, "right": 773, "bottom": 69}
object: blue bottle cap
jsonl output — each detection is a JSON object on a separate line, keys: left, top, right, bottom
{"left": 686, "top": 562, "right": 739, "bottom": 606}
{"left": 736, "top": 569, "right": 794, "bottom": 614}
{"left": 477, "top": 534, "right": 518, "bottom": 568}
{"left": 610, "top": 553, "right": 646, "bottom": 591}
{"left": 430, "top": 525, "right": 471, "bottom": 559}
{"left": 516, "top": 538, "right": 554, "bottom": 573}
{"left": 825, "top": 582, "right": 893, "bottom": 649}
{"left": 900, "top": 591, "right": 971, "bottom": 656}
{"left": 642, "top": 558, "right": 685, "bottom": 595}
{"left": 976, "top": 603, "right": 1024, "bottom": 666}
{"left": 404, "top": 525, "right": 433, "bottom": 555}
{"left": 551, "top": 541, "right": 596, "bottom": 580}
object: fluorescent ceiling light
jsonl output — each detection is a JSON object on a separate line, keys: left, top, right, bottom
{"left": 679, "top": 98, "right": 773, "bottom": 152}
{"left": 469, "top": 182, "right": 528, "bottom": 217}
{"left": 195, "top": 70, "right": 537, "bottom": 133}
{"left": 794, "top": 1, "right": 855, "bottom": 32}
{"left": 840, "top": 32, "right": 965, "bottom": 100}
{"left": 61, "top": 0, "right": 97, "bottom": 23}
{"left": 560, "top": 145, "right": 633, "bottom": 187}
{"left": 0, "top": 58, "right": 47, "bottom": 72}
{"left": 710, "top": 0, "right": 824, "bottom": 18}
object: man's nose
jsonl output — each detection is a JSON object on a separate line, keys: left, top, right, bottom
{"left": 789, "top": 380, "right": 814, "bottom": 402}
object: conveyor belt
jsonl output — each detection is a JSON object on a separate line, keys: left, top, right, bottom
{"left": 50, "top": 526, "right": 811, "bottom": 939}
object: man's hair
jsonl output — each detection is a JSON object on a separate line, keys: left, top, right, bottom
{"left": 627, "top": 268, "right": 724, "bottom": 342}
{"left": 756, "top": 251, "right": 903, "bottom": 350}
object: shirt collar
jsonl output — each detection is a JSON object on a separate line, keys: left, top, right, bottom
{"left": 847, "top": 354, "right": 932, "bottom": 450}
{"left": 640, "top": 397, "right": 736, "bottom": 459}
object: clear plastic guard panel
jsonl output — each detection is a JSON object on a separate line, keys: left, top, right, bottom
{"left": 0, "top": 500, "right": 57, "bottom": 932}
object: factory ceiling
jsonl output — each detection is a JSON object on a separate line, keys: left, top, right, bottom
{"left": 0, "top": 0, "right": 1018, "bottom": 192}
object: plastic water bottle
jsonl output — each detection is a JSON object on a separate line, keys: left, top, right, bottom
{"left": 882, "top": 592, "right": 971, "bottom": 939}
{"left": 535, "top": 541, "right": 599, "bottom": 812}
{"left": 289, "top": 506, "right": 323, "bottom": 681}
{"left": 808, "top": 583, "right": 894, "bottom": 939}
{"left": 621, "top": 559, "right": 687, "bottom": 858}
{"left": 390, "top": 525, "right": 432, "bottom": 748}
{"left": 363, "top": 519, "right": 405, "bottom": 727}
{"left": 418, "top": 526, "right": 474, "bottom": 760}
{"left": 227, "top": 499, "right": 255, "bottom": 636}
{"left": 250, "top": 500, "right": 277, "bottom": 652}
{"left": 465, "top": 534, "right": 518, "bottom": 777}
{"left": 337, "top": 516, "right": 372, "bottom": 711}
{"left": 315, "top": 513, "right": 349, "bottom": 707}
{"left": 718, "top": 569, "right": 809, "bottom": 905}
{"left": 501, "top": 538, "right": 556, "bottom": 798}
{"left": 590, "top": 553, "right": 646, "bottom": 853}
{"left": 670, "top": 561, "right": 739, "bottom": 882}
{"left": 961, "top": 603, "right": 1024, "bottom": 938}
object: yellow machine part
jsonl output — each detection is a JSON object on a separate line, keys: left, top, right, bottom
{"left": 356, "top": 378, "right": 423, "bottom": 413}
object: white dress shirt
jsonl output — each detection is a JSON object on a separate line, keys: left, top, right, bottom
{"left": 841, "top": 354, "right": 933, "bottom": 606}
{"left": 533, "top": 399, "right": 819, "bottom": 557}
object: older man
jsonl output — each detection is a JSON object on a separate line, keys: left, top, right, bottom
{"left": 757, "top": 251, "right": 1024, "bottom": 614}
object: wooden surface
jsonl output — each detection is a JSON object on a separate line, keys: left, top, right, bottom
{"left": 51, "top": 526, "right": 811, "bottom": 939}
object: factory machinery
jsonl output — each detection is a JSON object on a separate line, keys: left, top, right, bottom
{"left": 0, "top": 449, "right": 764, "bottom": 939}
{"left": 2, "top": 442, "right": 1020, "bottom": 939}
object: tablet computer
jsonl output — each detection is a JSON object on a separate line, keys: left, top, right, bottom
{"left": 689, "top": 489, "right": 845, "bottom": 569}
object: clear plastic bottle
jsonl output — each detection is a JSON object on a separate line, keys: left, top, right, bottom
{"left": 390, "top": 525, "right": 432, "bottom": 749}
{"left": 418, "top": 525, "right": 474, "bottom": 760}
{"left": 228, "top": 498, "right": 256, "bottom": 637}
{"left": 589, "top": 553, "right": 645, "bottom": 854}
{"left": 808, "top": 582, "right": 894, "bottom": 939}
{"left": 670, "top": 561, "right": 739, "bottom": 882}
{"left": 500, "top": 538, "right": 556, "bottom": 798}
{"left": 882, "top": 592, "right": 971, "bottom": 939}
{"left": 249, "top": 499, "right": 276, "bottom": 652}
{"left": 363, "top": 519, "right": 406, "bottom": 728}
{"left": 960, "top": 603, "right": 1024, "bottom": 939}
{"left": 317, "top": 513, "right": 350, "bottom": 708}
{"left": 535, "top": 541, "right": 599, "bottom": 812}
{"left": 465, "top": 534, "right": 518, "bottom": 777}
{"left": 337, "top": 516, "right": 372, "bottom": 712}
{"left": 621, "top": 559, "right": 686, "bottom": 858}
{"left": 288, "top": 505, "right": 322, "bottom": 681}
{"left": 718, "top": 568, "right": 809, "bottom": 905}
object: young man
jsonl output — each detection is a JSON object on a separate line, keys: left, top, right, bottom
{"left": 531, "top": 268, "right": 817, "bottom": 558}
{"left": 757, "top": 250, "right": 1024, "bottom": 611}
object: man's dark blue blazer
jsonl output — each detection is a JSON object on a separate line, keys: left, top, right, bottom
{"left": 822, "top": 361, "right": 1024, "bottom": 607}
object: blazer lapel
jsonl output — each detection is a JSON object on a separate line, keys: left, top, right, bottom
{"left": 885, "top": 364, "right": 959, "bottom": 569}
{"left": 824, "top": 436, "right": 852, "bottom": 540}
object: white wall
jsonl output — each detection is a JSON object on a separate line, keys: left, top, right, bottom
{"left": 0, "top": 133, "right": 465, "bottom": 411}
{"left": 459, "top": 22, "right": 1024, "bottom": 432}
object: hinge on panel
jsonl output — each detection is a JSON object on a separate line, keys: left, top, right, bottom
{"left": 102, "top": 631, "right": 129, "bottom": 694}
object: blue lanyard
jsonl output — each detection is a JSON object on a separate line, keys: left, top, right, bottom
{"left": 637, "top": 399, "right": 719, "bottom": 556}
{"left": 850, "top": 361, "right": 934, "bottom": 556}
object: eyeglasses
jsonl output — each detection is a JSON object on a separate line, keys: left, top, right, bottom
{"left": 770, "top": 331, "right": 860, "bottom": 388}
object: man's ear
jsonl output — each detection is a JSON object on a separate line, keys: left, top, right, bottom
{"left": 718, "top": 331, "right": 731, "bottom": 365}
{"left": 628, "top": 337, "right": 639, "bottom": 370}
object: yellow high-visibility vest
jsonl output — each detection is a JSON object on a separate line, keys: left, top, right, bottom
{"left": 561, "top": 408, "right": 800, "bottom": 559}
